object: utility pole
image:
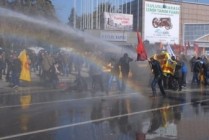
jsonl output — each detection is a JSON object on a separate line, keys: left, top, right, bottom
{"left": 137, "top": 0, "right": 139, "bottom": 31}
{"left": 73, "top": 0, "right": 76, "bottom": 28}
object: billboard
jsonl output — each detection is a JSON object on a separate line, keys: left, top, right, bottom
{"left": 103, "top": 12, "right": 133, "bottom": 31}
{"left": 144, "top": 1, "right": 180, "bottom": 44}
{"left": 100, "top": 31, "right": 127, "bottom": 42}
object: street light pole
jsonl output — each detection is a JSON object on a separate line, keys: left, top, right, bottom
{"left": 137, "top": 0, "right": 139, "bottom": 31}
{"left": 73, "top": 0, "right": 76, "bottom": 28}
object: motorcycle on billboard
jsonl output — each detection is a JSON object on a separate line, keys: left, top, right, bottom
{"left": 152, "top": 17, "right": 173, "bottom": 30}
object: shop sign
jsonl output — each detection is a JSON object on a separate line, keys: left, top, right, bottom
{"left": 100, "top": 32, "right": 127, "bottom": 42}
{"left": 103, "top": 12, "right": 133, "bottom": 31}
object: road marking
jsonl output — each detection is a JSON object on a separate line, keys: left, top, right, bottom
{"left": 1, "top": 98, "right": 209, "bottom": 140}
{"left": 165, "top": 88, "right": 209, "bottom": 93}
{"left": 0, "top": 85, "right": 207, "bottom": 97}
{"left": 0, "top": 92, "right": 138, "bottom": 109}
{"left": 0, "top": 88, "right": 64, "bottom": 96}
{"left": 0, "top": 86, "right": 208, "bottom": 109}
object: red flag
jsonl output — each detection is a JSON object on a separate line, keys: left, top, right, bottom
{"left": 184, "top": 42, "right": 187, "bottom": 50}
{"left": 173, "top": 43, "right": 183, "bottom": 54}
{"left": 194, "top": 43, "right": 199, "bottom": 56}
{"left": 136, "top": 32, "right": 147, "bottom": 61}
{"left": 159, "top": 42, "right": 163, "bottom": 50}
{"left": 173, "top": 43, "right": 179, "bottom": 53}
{"left": 187, "top": 41, "right": 191, "bottom": 50}
{"left": 185, "top": 42, "right": 187, "bottom": 54}
{"left": 178, "top": 44, "right": 184, "bottom": 53}
{"left": 136, "top": 132, "right": 146, "bottom": 140}
{"left": 185, "top": 41, "right": 190, "bottom": 55}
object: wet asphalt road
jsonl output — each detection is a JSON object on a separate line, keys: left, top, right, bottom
{"left": 0, "top": 84, "right": 209, "bottom": 140}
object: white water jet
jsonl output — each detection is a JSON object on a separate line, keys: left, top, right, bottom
{"left": 0, "top": 7, "right": 151, "bottom": 92}
{"left": 0, "top": 7, "right": 136, "bottom": 58}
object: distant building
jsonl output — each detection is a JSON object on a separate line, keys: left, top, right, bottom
{"left": 74, "top": 0, "right": 209, "bottom": 52}
{"left": 127, "top": 0, "right": 209, "bottom": 49}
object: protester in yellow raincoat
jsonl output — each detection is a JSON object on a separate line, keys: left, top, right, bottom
{"left": 19, "top": 50, "right": 31, "bottom": 82}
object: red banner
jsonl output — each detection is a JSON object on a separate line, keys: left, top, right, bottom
{"left": 136, "top": 32, "right": 147, "bottom": 61}
{"left": 194, "top": 43, "right": 199, "bottom": 56}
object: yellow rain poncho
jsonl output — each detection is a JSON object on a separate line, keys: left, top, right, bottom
{"left": 18, "top": 50, "right": 31, "bottom": 82}
{"left": 153, "top": 52, "right": 177, "bottom": 76}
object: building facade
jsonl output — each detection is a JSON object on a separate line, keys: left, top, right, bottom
{"left": 71, "top": 0, "right": 209, "bottom": 50}
{"left": 129, "top": 0, "right": 209, "bottom": 47}
{"left": 181, "top": 2, "right": 209, "bottom": 49}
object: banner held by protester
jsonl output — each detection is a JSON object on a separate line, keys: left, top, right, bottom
{"left": 166, "top": 44, "right": 175, "bottom": 58}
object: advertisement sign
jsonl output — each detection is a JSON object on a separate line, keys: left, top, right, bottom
{"left": 100, "top": 31, "right": 127, "bottom": 41}
{"left": 103, "top": 12, "right": 133, "bottom": 31}
{"left": 144, "top": 1, "right": 180, "bottom": 44}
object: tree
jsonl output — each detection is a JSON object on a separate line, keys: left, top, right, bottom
{"left": 68, "top": 8, "right": 76, "bottom": 27}
{"left": 0, "top": 0, "right": 59, "bottom": 49}
{"left": 0, "top": 0, "right": 57, "bottom": 21}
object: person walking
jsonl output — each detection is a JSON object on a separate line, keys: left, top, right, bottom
{"left": 106, "top": 58, "right": 121, "bottom": 94}
{"left": 192, "top": 57, "right": 202, "bottom": 85}
{"left": 149, "top": 57, "right": 166, "bottom": 98}
{"left": 41, "top": 52, "right": 55, "bottom": 85}
{"left": 49, "top": 62, "right": 60, "bottom": 88}
{"left": 5, "top": 53, "right": 13, "bottom": 82}
{"left": 11, "top": 53, "right": 21, "bottom": 88}
{"left": 0, "top": 53, "right": 4, "bottom": 80}
{"left": 172, "top": 56, "right": 183, "bottom": 91}
{"left": 181, "top": 61, "right": 188, "bottom": 87}
{"left": 119, "top": 53, "right": 133, "bottom": 92}
{"left": 89, "top": 63, "right": 104, "bottom": 93}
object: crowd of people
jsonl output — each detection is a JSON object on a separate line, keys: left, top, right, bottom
{"left": 0, "top": 51, "right": 21, "bottom": 88}
{"left": 0, "top": 49, "right": 134, "bottom": 94}
{"left": 0, "top": 49, "right": 76, "bottom": 88}
{"left": 149, "top": 53, "right": 209, "bottom": 98}
{"left": 1, "top": 48, "right": 209, "bottom": 97}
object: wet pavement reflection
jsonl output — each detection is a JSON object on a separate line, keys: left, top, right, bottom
{"left": 1, "top": 86, "right": 209, "bottom": 140}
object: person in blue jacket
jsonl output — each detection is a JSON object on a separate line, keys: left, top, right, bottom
{"left": 181, "top": 61, "right": 187, "bottom": 87}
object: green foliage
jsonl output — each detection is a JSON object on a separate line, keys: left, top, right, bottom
{"left": 0, "top": 0, "right": 58, "bottom": 21}
{"left": 0, "top": 0, "right": 60, "bottom": 49}
{"left": 68, "top": 8, "right": 76, "bottom": 26}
